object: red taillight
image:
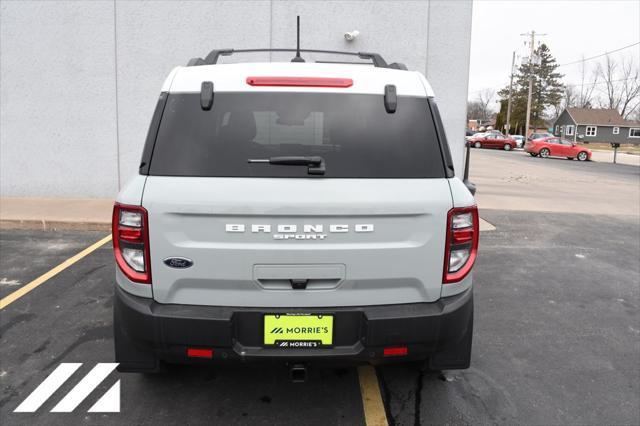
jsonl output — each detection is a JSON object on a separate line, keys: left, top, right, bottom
{"left": 246, "top": 76, "right": 353, "bottom": 88}
{"left": 383, "top": 346, "right": 408, "bottom": 357}
{"left": 112, "top": 203, "right": 151, "bottom": 284}
{"left": 443, "top": 206, "right": 479, "bottom": 284}
{"left": 118, "top": 227, "right": 142, "bottom": 242}
{"left": 451, "top": 228, "right": 473, "bottom": 245}
{"left": 187, "top": 348, "right": 213, "bottom": 359}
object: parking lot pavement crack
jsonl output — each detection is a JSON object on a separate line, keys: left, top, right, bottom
{"left": 375, "top": 368, "right": 396, "bottom": 426}
{"left": 0, "top": 313, "right": 37, "bottom": 338}
{"left": 413, "top": 369, "right": 424, "bottom": 426}
{"left": 43, "top": 325, "right": 112, "bottom": 370}
{"left": 69, "top": 264, "right": 107, "bottom": 287}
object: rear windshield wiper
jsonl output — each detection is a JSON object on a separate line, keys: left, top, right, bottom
{"left": 248, "top": 156, "right": 325, "bottom": 175}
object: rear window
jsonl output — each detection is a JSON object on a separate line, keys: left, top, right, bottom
{"left": 148, "top": 92, "right": 446, "bottom": 178}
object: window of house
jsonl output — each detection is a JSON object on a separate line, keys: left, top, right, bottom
{"left": 630, "top": 128, "right": 640, "bottom": 138}
{"left": 613, "top": 127, "right": 620, "bottom": 135}
{"left": 585, "top": 126, "right": 597, "bottom": 137}
{"left": 565, "top": 125, "right": 575, "bottom": 136}
{"left": 555, "top": 125, "right": 559, "bottom": 134}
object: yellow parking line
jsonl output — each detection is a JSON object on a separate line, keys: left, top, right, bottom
{"left": 0, "top": 234, "right": 112, "bottom": 309}
{"left": 358, "top": 365, "right": 389, "bottom": 426}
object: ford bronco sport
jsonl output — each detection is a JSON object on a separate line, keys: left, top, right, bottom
{"left": 112, "top": 48, "right": 478, "bottom": 375}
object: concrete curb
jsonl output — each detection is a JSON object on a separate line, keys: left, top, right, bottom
{"left": 0, "top": 220, "right": 111, "bottom": 232}
{"left": 479, "top": 218, "right": 496, "bottom": 231}
{"left": 1, "top": 197, "right": 113, "bottom": 231}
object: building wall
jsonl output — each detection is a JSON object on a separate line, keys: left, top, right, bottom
{"left": 1, "top": 0, "right": 473, "bottom": 198}
{"left": 553, "top": 110, "right": 574, "bottom": 132}
{"left": 577, "top": 125, "right": 639, "bottom": 144}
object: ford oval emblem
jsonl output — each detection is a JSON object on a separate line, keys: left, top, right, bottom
{"left": 163, "top": 257, "right": 193, "bottom": 269}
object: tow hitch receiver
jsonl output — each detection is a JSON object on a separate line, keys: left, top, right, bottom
{"left": 289, "top": 364, "right": 308, "bottom": 383}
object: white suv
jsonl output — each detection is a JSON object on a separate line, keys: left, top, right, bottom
{"left": 112, "top": 49, "right": 478, "bottom": 377}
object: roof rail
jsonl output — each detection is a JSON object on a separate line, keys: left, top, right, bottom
{"left": 186, "top": 48, "right": 403, "bottom": 70}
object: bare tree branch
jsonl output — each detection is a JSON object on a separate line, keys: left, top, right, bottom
{"left": 597, "top": 55, "right": 622, "bottom": 110}
{"left": 466, "top": 101, "right": 484, "bottom": 122}
{"left": 476, "top": 89, "right": 496, "bottom": 121}
{"left": 578, "top": 58, "right": 598, "bottom": 108}
{"left": 618, "top": 57, "right": 640, "bottom": 119}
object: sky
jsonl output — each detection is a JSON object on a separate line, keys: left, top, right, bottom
{"left": 468, "top": 0, "right": 640, "bottom": 104}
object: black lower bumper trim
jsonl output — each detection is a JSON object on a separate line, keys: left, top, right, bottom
{"left": 113, "top": 285, "right": 473, "bottom": 371}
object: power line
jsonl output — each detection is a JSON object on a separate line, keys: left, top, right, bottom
{"left": 470, "top": 76, "right": 637, "bottom": 96}
{"left": 558, "top": 42, "right": 640, "bottom": 67}
{"left": 565, "top": 77, "right": 637, "bottom": 88}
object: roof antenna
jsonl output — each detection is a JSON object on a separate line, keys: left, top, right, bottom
{"left": 291, "top": 16, "right": 305, "bottom": 63}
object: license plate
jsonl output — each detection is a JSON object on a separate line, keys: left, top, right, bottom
{"left": 264, "top": 314, "right": 334, "bottom": 348}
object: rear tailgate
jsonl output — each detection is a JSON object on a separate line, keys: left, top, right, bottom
{"left": 143, "top": 177, "right": 451, "bottom": 307}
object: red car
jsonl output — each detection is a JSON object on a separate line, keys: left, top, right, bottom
{"left": 467, "top": 133, "right": 517, "bottom": 151}
{"left": 524, "top": 137, "right": 592, "bottom": 161}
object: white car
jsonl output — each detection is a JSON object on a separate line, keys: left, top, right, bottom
{"left": 466, "top": 131, "right": 486, "bottom": 141}
{"left": 112, "top": 48, "right": 477, "bottom": 378}
{"left": 510, "top": 135, "right": 525, "bottom": 148}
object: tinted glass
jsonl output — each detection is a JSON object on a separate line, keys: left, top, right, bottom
{"left": 148, "top": 93, "right": 445, "bottom": 178}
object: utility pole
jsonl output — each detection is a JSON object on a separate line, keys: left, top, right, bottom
{"left": 505, "top": 51, "right": 516, "bottom": 136}
{"left": 521, "top": 30, "right": 546, "bottom": 138}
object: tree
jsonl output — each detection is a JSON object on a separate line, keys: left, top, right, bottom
{"left": 556, "top": 63, "right": 597, "bottom": 115}
{"left": 476, "top": 89, "right": 496, "bottom": 121}
{"left": 466, "top": 100, "right": 484, "bottom": 122}
{"left": 596, "top": 56, "right": 639, "bottom": 119}
{"left": 576, "top": 59, "right": 598, "bottom": 109}
{"left": 598, "top": 55, "right": 621, "bottom": 110}
{"left": 597, "top": 55, "right": 640, "bottom": 119}
{"left": 618, "top": 59, "right": 640, "bottom": 119}
{"left": 530, "top": 44, "right": 565, "bottom": 121}
{"left": 467, "top": 89, "right": 496, "bottom": 123}
{"left": 496, "top": 43, "right": 564, "bottom": 132}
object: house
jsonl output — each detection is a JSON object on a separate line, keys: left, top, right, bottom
{"left": 553, "top": 108, "right": 640, "bottom": 144}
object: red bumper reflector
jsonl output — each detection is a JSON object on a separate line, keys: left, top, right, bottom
{"left": 246, "top": 76, "right": 353, "bottom": 88}
{"left": 383, "top": 346, "right": 408, "bottom": 357}
{"left": 187, "top": 348, "right": 213, "bottom": 359}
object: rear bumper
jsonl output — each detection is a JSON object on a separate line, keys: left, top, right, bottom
{"left": 114, "top": 285, "right": 473, "bottom": 371}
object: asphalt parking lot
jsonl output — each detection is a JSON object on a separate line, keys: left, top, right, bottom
{"left": 1, "top": 149, "right": 639, "bottom": 425}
